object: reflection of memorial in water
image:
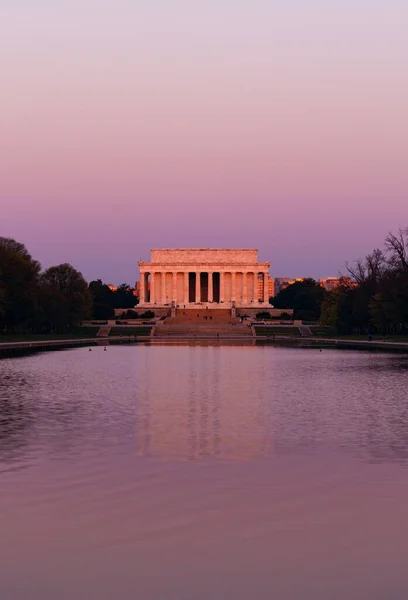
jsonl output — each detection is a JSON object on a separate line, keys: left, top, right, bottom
{"left": 136, "top": 346, "right": 271, "bottom": 460}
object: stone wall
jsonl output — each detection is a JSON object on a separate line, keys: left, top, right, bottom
{"left": 236, "top": 308, "right": 294, "bottom": 318}
{"left": 150, "top": 248, "right": 259, "bottom": 264}
{"left": 114, "top": 308, "right": 170, "bottom": 318}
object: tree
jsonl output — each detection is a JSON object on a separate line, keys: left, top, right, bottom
{"left": 346, "top": 248, "right": 386, "bottom": 285}
{"left": 340, "top": 249, "right": 389, "bottom": 333}
{"left": 385, "top": 228, "right": 408, "bottom": 274}
{"left": 323, "top": 228, "right": 408, "bottom": 335}
{"left": 113, "top": 283, "right": 137, "bottom": 309}
{"left": 369, "top": 268, "right": 408, "bottom": 334}
{"left": 0, "top": 285, "right": 5, "bottom": 321}
{"left": 40, "top": 263, "right": 92, "bottom": 331}
{"left": 0, "top": 237, "right": 41, "bottom": 331}
{"left": 88, "top": 280, "right": 137, "bottom": 317}
{"left": 273, "top": 278, "right": 325, "bottom": 321}
{"left": 89, "top": 279, "right": 115, "bottom": 319}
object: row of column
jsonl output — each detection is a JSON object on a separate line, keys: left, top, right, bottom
{"left": 140, "top": 271, "right": 269, "bottom": 304}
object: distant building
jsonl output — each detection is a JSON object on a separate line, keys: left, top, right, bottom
{"left": 109, "top": 284, "right": 138, "bottom": 297}
{"left": 274, "top": 277, "right": 351, "bottom": 295}
{"left": 274, "top": 277, "right": 304, "bottom": 295}
{"left": 319, "top": 276, "right": 356, "bottom": 291}
{"left": 319, "top": 277, "right": 341, "bottom": 291}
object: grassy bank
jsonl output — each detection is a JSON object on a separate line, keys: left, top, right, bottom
{"left": 0, "top": 327, "right": 100, "bottom": 343}
{"left": 253, "top": 326, "right": 300, "bottom": 336}
{"left": 253, "top": 326, "right": 408, "bottom": 344}
{"left": 319, "top": 333, "right": 408, "bottom": 343}
{"left": 109, "top": 327, "right": 152, "bottom": 337}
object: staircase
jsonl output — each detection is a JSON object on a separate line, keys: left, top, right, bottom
{"left": 299, "top": 325, "right": 312, "bottom": 337}
{"left": 154, "top": 309, "right": 253, "bottom": 338}
{"left": 167, "top": 308, "right": 233, "bottom": 325}
{"left": 97, "top": 325, "right": 111, "bottom": 337}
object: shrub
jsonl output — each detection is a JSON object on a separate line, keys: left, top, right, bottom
{"left": 280, "top": 312, "right": 292, "bottom": 320}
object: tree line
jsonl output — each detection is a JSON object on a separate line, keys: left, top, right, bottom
{"left": 272, "top": 227, "right": 408, "bottom": 335}
{"left": 321, "top": 228, "right": 408, "bottom": 334}
{"left": 0, "top": 237, "right": 137, "bottom": 334}
{"left": 2, "top": 228, "right": 407, "bottom": 336}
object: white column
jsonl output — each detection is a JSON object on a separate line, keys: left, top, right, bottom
{"left": 150, "top": 272, "right": 155, "bottom": 304}
{"left": 220, "top": 272, "right": 225, "bottom": 303}
{"left": 195, "top": 272, "right": 201, "bottom": 303}
{"left": 263, "top": 272, "right": 269, "bottom": 303}
{"left": 161, "top": 272, "right": 166, "bottom": 304}
{"left": 249, "top": 273, "right": 258, "bottom": 302}
{"left": 140, "top": 271, "right": 145, "bottom": 304}
{"left": 172, "top": 272, "right": 177, "bottom": 303}
{"left": 243, "top": 272, "right": 248, "bottom": 304}
{"left": 208, "top": 272, "right": 213, "bottom": 302}
{"left": 231, "top": 272, "right": 236, "bottom": 302}
{"left": 184, "top": 272, "right": 189, "bottom": 305}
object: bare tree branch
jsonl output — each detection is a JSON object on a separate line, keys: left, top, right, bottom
{"left": 385, "top": 228, "right": 408, "bottom": 273}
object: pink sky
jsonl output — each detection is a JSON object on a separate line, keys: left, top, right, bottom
{"left": 1, "top": 0, "right": 407, "bottom": 284}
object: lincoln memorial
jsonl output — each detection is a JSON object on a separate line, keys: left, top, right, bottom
{"left": 138, "top": 248, "right": 270, "bottom": 308}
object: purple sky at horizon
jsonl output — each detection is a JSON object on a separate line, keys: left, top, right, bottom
{"left": 1, "top": 0, "right": 407, "bottom": 285}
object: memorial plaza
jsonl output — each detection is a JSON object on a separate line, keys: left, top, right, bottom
{"left": 138, "top": 248, "right": 271, "bottom": 309}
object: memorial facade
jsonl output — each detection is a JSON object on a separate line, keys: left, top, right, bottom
{"left": 138, "top": 248, "right": 270, "bottom": 308}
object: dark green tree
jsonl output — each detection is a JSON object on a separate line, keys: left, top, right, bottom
{"left": 113, "top": 283, "right": 137, "bottom": 309}
{"left": 273, "top": 278, "right": 325, "bottom": 321}
{"left": 0, "top": 237, "right": 41, "bottom": 331}
{"left": 89, "top": 279, "right": 115, "bottom": 319}
{"left": 321, "top": 231, "right": 408, "bottom": 335}
{"left": 369, "top": 269, "right": 408, "bottom": 334}
{"left": 39, "top": 263, "right": 92, "bottom": 331}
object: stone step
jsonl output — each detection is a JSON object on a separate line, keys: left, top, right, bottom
{"left": 176, "top": 308, "right": 232, "bottom": 317}
{"left": 299, "top": 325, "right": 312, "bottom": 337}
{"left": 168, "top": 308, "right": 234, "bottom": 325}
{"left": 97, "top": 325, "right": 111, "bottom": 337}
{"left": 167, "top": 319, "right": 237, "bottom": 325}
{"left": 154, "top": 324, "right": 253, "bottom": 337}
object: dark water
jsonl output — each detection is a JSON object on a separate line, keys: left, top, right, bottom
{"left": 1, "top": 345, "right": 408, "bottom": 600}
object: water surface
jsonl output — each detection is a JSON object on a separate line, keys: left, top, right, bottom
{"left": 1, "top": 345, "right": 408, "bottom": 599}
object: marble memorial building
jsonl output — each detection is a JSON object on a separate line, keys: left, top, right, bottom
{"left": 138, "top": 249, "right": 270, "bottom": 308}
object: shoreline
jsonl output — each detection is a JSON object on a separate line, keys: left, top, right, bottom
{"left": 256, "top": 335, "right": 408, "bottom": 353}
{"left": 1, "top": 334, "right": 408, "bottom": 355}
{"left": 0, "top": 335, "right": 149, "bottom": 352}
